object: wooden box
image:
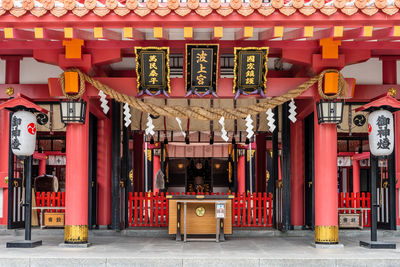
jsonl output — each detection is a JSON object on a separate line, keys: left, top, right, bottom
{"left": 339, "top": 213, "right": 362, "bottom": 229}
{"left": 168, "top": 199, "right": 232, "bottom": 235}
{"left": 44, "top": 212, "right": 65, "bottom": 227}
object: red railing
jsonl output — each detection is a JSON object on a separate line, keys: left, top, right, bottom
{"left": 128, "top": 192, "right": 273, "bottom": 228}
{"left": 35, "top": 192, "right": 65, "bottom": 212}
{"left": 128, "top": 192, "right": 169, "bottom": 227}
{"left": 232, "top": 192, "right": 273, "bottom": 227}
{"left": 338, "top": 192, "right": 371, "bottom": 227}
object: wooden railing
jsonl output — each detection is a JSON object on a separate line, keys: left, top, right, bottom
{"left": 127, "top": 192, "right": 274, "bottom": 228}
{"left": 35, "top": 192, "right": 65, "bottom": 212}
{"left": 338, "top": 192, "right": 371, "bottom": 227}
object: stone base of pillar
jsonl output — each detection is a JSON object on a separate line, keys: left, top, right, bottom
{"left": 315, "top": 225, "right": 338, "bottom": 244}
{"left": 64, "top": 225, "right": 88, "bottom": 244}
{"left": 59, "top": 242, "right": 92, "bottom": 248}
{"left": 314, "top": 243, "right": 344, "bottom": 249}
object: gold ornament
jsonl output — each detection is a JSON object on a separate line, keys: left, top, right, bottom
{"left": 195, "top": 206, "right": 205, "bottom": 217}
{"left": 6, "top": 87, "right": 14, "bottom": 96}
{"left": 388, "top": 88, "right": 396, "bottom": 97}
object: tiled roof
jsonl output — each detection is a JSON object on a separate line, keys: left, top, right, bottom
{"left": 1, "top": 0, "right": 399, "bottom": 18}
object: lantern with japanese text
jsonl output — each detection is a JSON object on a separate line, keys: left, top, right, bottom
{"left": 10, "top": 110, "right": 37, "bottom": 157}
{"left": 368, "top": 109, "right": 394, "bottom": 157}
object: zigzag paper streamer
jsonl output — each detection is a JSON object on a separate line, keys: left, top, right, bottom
{"left": 218, "top": 117, "right": 229, "bottom": 142}
{"left": 145, "top": 114, "right": 155, "bottom": 136}
{"left": 123, "top": 103, "right": 131, "bottom": 128}
{"left": 98, "top": 90, "right": 110, "bottom": 114}
{"left": 288, "top": 98, "right": 297, "bottom": 123}
{"left": 245, "top": 114, "right": 254, "bottom": 139}
{"left": 175, "top": 117, "right": 186, "bottom": 138}
{"left": 266, "top": 108, "right": 276, "bottom": 132}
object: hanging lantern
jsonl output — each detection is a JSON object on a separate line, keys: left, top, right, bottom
{"left": 368, "top": 109, "right": 394, "bottom": 157}
{"left": 316, "top": 99, "right": 344, "bottom": 124}
{"left": 10, "top": 110, "right": 37, "bottom": 156}
{"left": 60, "top": 99, "right": 87, "bottom": 124}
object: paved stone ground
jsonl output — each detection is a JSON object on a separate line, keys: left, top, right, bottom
{"left": 0, "top": 229, "right": 399, "bottom": 266}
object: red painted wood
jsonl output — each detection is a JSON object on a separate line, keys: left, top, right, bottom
{"left": 97, "top": 118, "right": 112, "bottom": 226}
{"left": 65, "top": 101, "right": 89, "bottom": 228}
{"left": 290, "top": 119, "right": 304, "bottom": 226}
{"left": 255, "top": 133, "right": 266, "bottom": 193}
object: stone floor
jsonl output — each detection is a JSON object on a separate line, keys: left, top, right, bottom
{"left": 0, "top": 229, "right": 399, "bottom": 266}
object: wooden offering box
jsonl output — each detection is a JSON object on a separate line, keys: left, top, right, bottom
{"left": 168, "top": 195, "right": 233, "bottom": 237}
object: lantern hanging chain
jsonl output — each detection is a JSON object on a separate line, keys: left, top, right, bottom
{"left": 59, "top": 68, "right": 347, "bottom": 121}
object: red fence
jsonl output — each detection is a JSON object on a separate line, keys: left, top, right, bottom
{"left": 35, "top": 192, "right": 65, "bottom": 212}
{"left": 232, "top": 192, "right": 273, "bottom": 227}
{"left": 338, "top": 192, "right": 371, "bottom": 227}
{"left": 127, "top": 192, "right": 273, "bottom": 228}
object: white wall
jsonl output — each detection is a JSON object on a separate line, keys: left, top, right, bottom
{"left": 0, "top": 58, "right": 62, "bottom": 84}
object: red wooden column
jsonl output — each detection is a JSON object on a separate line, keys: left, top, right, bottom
{"left": 64, "top": 101, "right": 89, "bottom": 244}
{"left": 97, "top": 118, "right": 112, "bottom": 227}
{"left": 237, "top": 152, "right": 245, "bottom": 194}
{"left": 133, "top": 132, "right": 144, "bottom": 192}
{"left": 290, "top": 120, "right": 305, "bottom": 227}
{"left": 39, "top": 159, "right": 46, "bottom": 175}
{"left": 381, "top": 56, "right": 399, "bottom": 226}
{"left": 153, "top": 154, "right": 161, "bottom": 194}
{"left": 314, "top": 107, "right": 339, "bottom": 244}
{"left": 255, "top": 133, "right": 266, "bottom": 193}
{"left": 0, "top": 56, "right": 21, "bottom": 226}
{"left": 352, "top": 159, "right": 360, "bottom": 193}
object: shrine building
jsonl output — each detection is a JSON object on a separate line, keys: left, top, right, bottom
{"left": 0, "top": 0, "right": 399, "bottom": 247}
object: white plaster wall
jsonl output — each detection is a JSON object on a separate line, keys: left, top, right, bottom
{"left": 20, "top": 58, "right": 63, "bottom": 84}
{"left": 341, "top": 58, "right": 383, "bottom": 84}
{"left": 0, "top": 58, "right": 62, "bottom": 84}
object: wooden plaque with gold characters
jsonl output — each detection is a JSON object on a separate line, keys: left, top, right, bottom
{"left": 233, "top": 47, "right": 269, "bottom": 95}
{"left": 134, "top": 47, "right": 170, "bottom": 95}
{"left": 44, "top": 212, "right": 65, "bottom": 227}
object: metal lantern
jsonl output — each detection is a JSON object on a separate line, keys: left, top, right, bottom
{"left": 60, "top": 99, "right": 87, "bottom": 124}
{"left": 316, "top": 99, "right": 344, "bottom": 124}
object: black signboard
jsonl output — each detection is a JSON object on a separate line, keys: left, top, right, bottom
{"left": 135, "top": 47, "right": 170, "bottom": 94}
{"left": 186, "top": 44, "right": 219, "bottom": 94}
{"left": 233, "top": 47, "right": 269, "bottom": 95}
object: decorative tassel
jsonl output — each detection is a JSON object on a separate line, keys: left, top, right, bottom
{"left": 266, "top": 108, "right": 276, "bottom": 132}
{"left": 98, "top": 90, "right": 109, "bottom": 114}
{"left": 123, "top": 103, "right": 131, "bottom": 128}
{"left": 219, "top": 117, "right": 229, "bottom": 142}
{"left": 245, "top": 114, "right": 254, "bottom": 139}
{"left": 288, "top": 98, "right": 297, "bottom": 123}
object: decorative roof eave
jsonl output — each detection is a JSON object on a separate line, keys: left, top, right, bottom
{"left": 1, "top": 0, "right": 400, "bottom": 19}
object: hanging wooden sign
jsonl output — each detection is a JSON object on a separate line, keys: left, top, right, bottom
{"left": 186, "top": 44, "right": 219, "bottom": 96}
{"left": 233, "top": 47, "right": 269, "bottom": 97}
{"left": 135, "top": 47, "right": 170, "bottom": 95}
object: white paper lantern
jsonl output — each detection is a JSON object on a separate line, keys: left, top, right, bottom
{"left": 10, "top": 111, "right": 37, "bottom": 156}
{"left": 368, "top": 109, "right": 394, "bottom": 157}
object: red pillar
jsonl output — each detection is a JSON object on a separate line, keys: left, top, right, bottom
{"left": 314, "top": 108, "right": 339, "bottom": 244}
{"left": 64, "top": 102, "right": 89, "bottom": 244}
{"left": 153, "top": 155, "right": 161, "bottom": 194}
{"left": 0, "top": 57, "right": 21, "bottom": 225}
{"left": 39, "top": 159, "right": 46, "bottom": 176}
{"left": 352, "top": 159, "right": 360, "bottom": 194}
{"left": 255, "top": 133, "right": 266, "bottom": 193}
{"left": 381, "top": 57, "right": 399, "bottom": 226}
{"left": 96, "top": 118, "right": 112, "bottom": 227}
{"left": 133, "top": 132, "right": 144, "bottom": 192}
{"left": 237, "top": 154, "right": 245, "bottom": 194}
{"left": 290, "top": 120, "right": 305, "bottom": 227}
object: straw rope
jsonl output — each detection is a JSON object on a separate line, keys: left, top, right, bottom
{"left": 59, "top": 68, "right": 347, "bottom": 121}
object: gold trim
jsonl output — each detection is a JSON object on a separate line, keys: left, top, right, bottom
{"left": 134, "top": 46, "right": 171, "bottom": 94}
{"left": 196, "top": 195, "right": 205, "bottom": 199}
{"left": 64, "top": 225, "right": 88, "bottom": 243}
{"left": 315, "top": 225, "right": 338, "bottom": 244}
{"left": 233, "top": 47, "right": 269, "bottom": 94}
{"left": 185, "top": 43, "right": 219, "bottom": 94}
{"left": 195, "top": 206, "right": 206, "bottom": 217}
